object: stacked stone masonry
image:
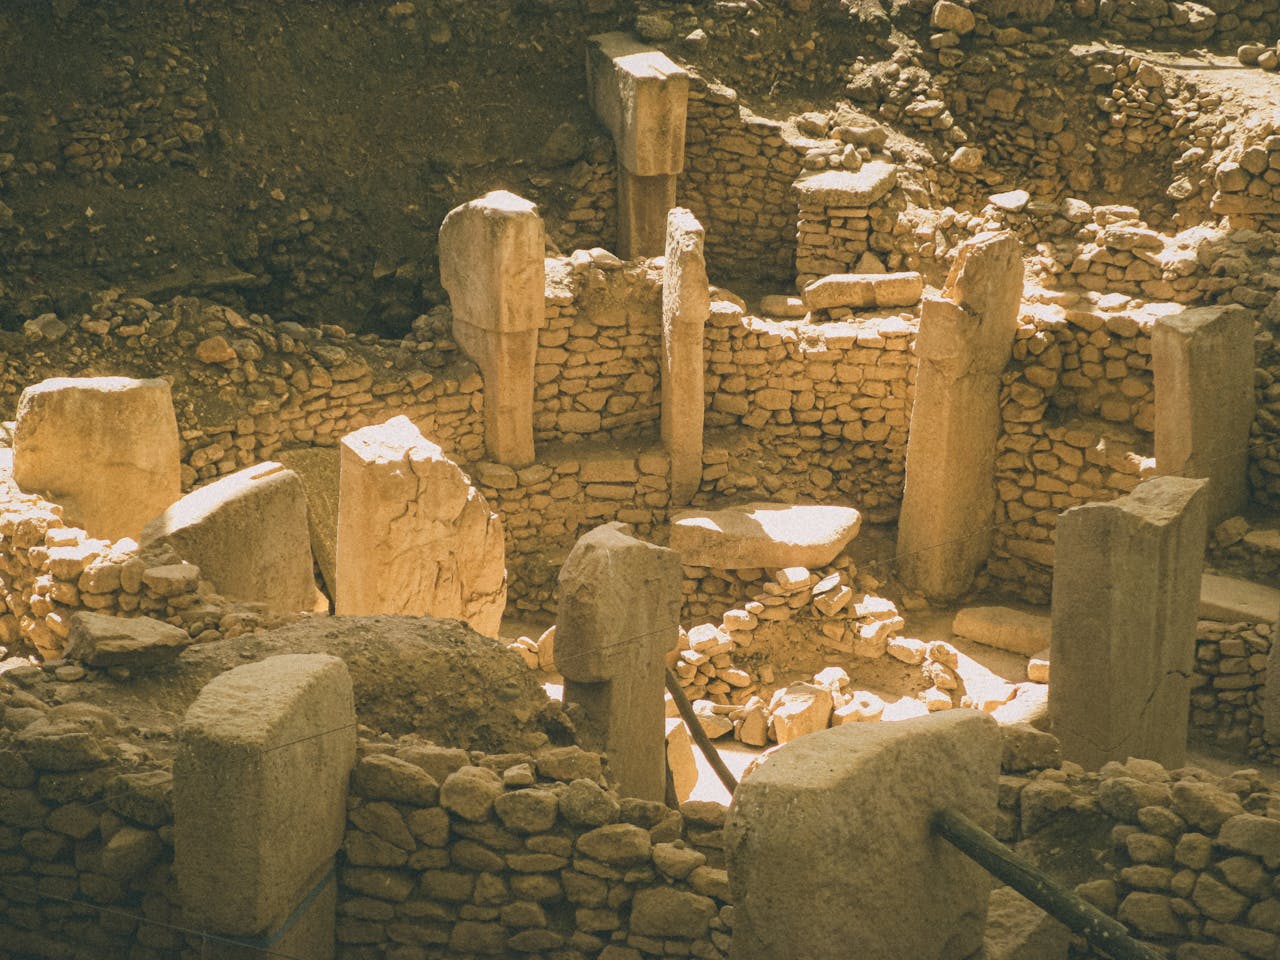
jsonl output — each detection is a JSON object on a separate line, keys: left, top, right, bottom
{"left": 1192, "top": 618, "right": 1274, "bottom": 760}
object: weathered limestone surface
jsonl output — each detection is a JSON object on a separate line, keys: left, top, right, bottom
{"left": 793, "top": 164, "right": 898, "bottom": 208}
{"left": 670, "top": 501, "right": 861, "bottom": 569}
{"left": 556, "top": 522, "right": 681, "bottom": 801}
{"left": 662, "top": 208, "right": 709, "bottom": 505}
{"left": 897, "top": 232, "right": 1024, "bottom": 600}
{"left": 439, "top": 190, "right": 545, "bottom": 466}
{"left": 1051, "top": 476, "right": 1208, "bottom": 770}
{"left": 174, "top": 654, "right": 356, "bottom": 951}
{"left": 802, "top": 271, "right": 923, "bottom": 311}
{"left": 63, "top": 611, "right": 190, "bottom": 670}
{"left": 1153, "top": 305, "right": 1254, "bottom": 525}
{"left": 335, "top": 416, "right": 506, "bottom": 637}
{"left": 726, "top": 711, "right": 1000, "bottom": 960}
{"left": 587, "top": 32, "right": 689, "bottom": 257}
{"left": 276, "top": 446, "right": 340, "bottom": 598}
{"left": 13, "top": 376, "right": 180, "bottom": 542}
{"left": 141, "top": 461, "right": 316, "bottom": 614}
{"left": 952, "top": 606, "right": 1052, "bottom": 656}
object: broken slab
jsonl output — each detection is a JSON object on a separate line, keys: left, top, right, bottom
{"left": 726, "top": 711, "right": 1000, "bottom": 960}
{"left": 897, "top": 232, "right": 1024, "bottom": 600}
{"left": 793, "top": 163, "right": 898, "bottom": 208}
{"left": 1153, "top": 305, "right": 1255, "bottom": 526}
{"left": 669, "top": 501, "right": 861, "bottom": 569}
{"left": 276, "top": 446, "right": 339, "bottom": 599}
{"left": 13, "top": 376, "right": 180, "bottom": 542}
{"left": 141, "top": 461, "right": 316, "bottom": 614}
{"left": 174, "top": 654, "right": 356, "bottom": 956}
{"left": 1200, "top": 572, "right": 1280, "bottom": 623}
{"left": 1051, "top": 476, "right": 1208, "bottom": 770}
{"left": 802, "top": 272, "right": 924, "bottom": 311}
{"left": 335, "top": 417, "right": 506, "bottom": 637}
{"left": 662, "top": 208, "right": 709, "bottom": 505}
{"left": 63, "top": 612, "right": 190, "bottom": 670}
{"left": 952, "top": 606, "right": 1052, "bottom": 657}
{"left": 557, "top": 523, "right": 681, "bottom": 801}
{"left": 439, "top": 190, "right": 545, "bottom": 466}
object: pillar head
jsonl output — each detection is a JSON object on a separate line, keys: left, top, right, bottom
{"left": 587, "top": 32, "right": 689, "bottom": 177}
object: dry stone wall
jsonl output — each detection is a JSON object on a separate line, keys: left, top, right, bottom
{"left": 1192, "top": 617, "right": 1272, "bottom": 760}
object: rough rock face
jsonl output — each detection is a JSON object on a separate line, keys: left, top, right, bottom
{"left": 13, "top": 376, "right": 180, "bottom": 542}
{"left": 335, "top": 416, "right": 507, "bottom": 637}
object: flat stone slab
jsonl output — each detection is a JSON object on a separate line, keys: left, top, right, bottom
{"left": 802, "top": 272, "right": 923, "bottom": 311}
{"left": 952, "top": 606, "right": 1052, "bottom": 657}
{"left": 793, "top": 163, "right": 898, "bottom": 208}
{"left": 276, "top": 446, "right": 339, "bottom": 598}
{"left": 1200, "top": 573, "right": 1280, "bottom": 623}
{"left": 669, "top": 502, "right": 861, "bottom": 569}
{"left": 63, "top": 612, "right": 190, "bottom": 670}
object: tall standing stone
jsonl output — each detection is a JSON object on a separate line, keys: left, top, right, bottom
{"left": 439, "top": 191, "right": 545, "bottom": 467}
{"left": 1050, "top": 476, "right": 1208, "bottom": 770}
{"left": 587, "top": 32, "right": 689, "bottom": 258}
{"left": 13, "top": 376, "right": 180, "bottom": 542}
{"left": 335, "top": 416, "right": 507, "bottom": 637}
{"left": 662, "top": 208, "right": 709, "bottom": 504}
{"left": 174, "top": 654, "right": 356, "bottom": 959}
{"left": 897, "top": 232, "right": 1024, "bottom": 600}
{"left": 556, "top": 522, "right": 681, "bottom": 801}
{"left": 141, "top": 461, "right": 317, "bottom": 614}
{"left": 1153, "top": 305, "right": 1255, "bottom": 526}
{"left": 726, "top": 712, "right": 1000, "bottom": 960}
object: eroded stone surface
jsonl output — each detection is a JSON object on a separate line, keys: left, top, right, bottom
{"left": 669, "top": 502, "right": 861, "bottom": 569}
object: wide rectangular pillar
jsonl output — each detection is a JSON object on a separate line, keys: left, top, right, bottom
{"left": 587, "top": 32, "right": 689, "bottom": 258}
{"left": 439, "top": 190, "right": 545, "bottom": 466}
{"left": 1050, "top": 476, "right": 1209, "bottom": 770}
{"left": 897, "top": 232, "right": 1024, "bottom": 600}
{"left": 1153, "top": 305, "right": 1255, "bottom": 525}
{"left": 661, "top": 208, "right": 708, "bottom": 504}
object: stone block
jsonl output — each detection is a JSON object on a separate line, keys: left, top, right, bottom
{"left": 13, "top": 377, "right": 180, "bottom": 541}
{"left": 952, "top": 606, "right": 1052, "bottom": 656}
{"left": 63, "top": 612, "right": 190, "bottom": 670}
{"left": 276, "top": 447, "right": 340, "bottom": 599}
{"left": 141, "top": 462, "right": 316, "bottom": 614}
{"left": 662, "top": 208, "right": 708, "bottom": 505}
{"left": 670, "top": 502, "right": 861, "bottom": 569}
{"left": 586, "top": 32, "right": 688, "bottom": 176}
{"left": 793, "top": 164, "right": 898, "bottom": 208}
{"left": 726, "top": 711, "right": 1000, "bottom": 960}
{"left": 802, "top": 272, "right": 923, "bottom": 311}
{"left": 174, "top": 654, "right": 356, "bottom": 940}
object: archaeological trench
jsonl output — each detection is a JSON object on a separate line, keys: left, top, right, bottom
{"left": 5, "top": 1, "right": 1280, "bottom": 959}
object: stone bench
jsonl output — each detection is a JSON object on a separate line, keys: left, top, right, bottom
{"left": 669, "top": 502, "right": 861, "bottom": 569}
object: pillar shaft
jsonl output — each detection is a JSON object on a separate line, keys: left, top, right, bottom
{"left": 661, "top": 208, "right": 708, "bottom": 504}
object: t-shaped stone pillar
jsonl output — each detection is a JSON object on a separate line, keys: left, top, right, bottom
{"left": 439, "top": 191, "right": 545, "bottom": 467}
{"left": 662, "top": 208, "right": 709, "bottom": 504}
{"left": 555, "top": 522, "right": 681, "bottom": 801}
{"left": 587, "top": 32, "right": 689, "bottom": 258}
{"left": 897, "top": 231, "right": 1024, "bottom": 600}
{"left": 1050, "top": 476, "right": 1208, "bottom": 770}
{"left": 1152, "top": 304, "right": 1255, "bottom": 526}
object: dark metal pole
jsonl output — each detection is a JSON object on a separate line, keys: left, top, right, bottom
{"left": 664, "top": 667, "right": 740, "bottom": 796}
{"left": 933, "top": 807, "right": 1162, "bottom": 960}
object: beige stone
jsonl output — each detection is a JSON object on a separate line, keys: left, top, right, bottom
{"left": 952, "top": 606, "right": 1052, "bottom": 656}
{"left": 63, "top": 611, "right": 190, "bottom": 670}
{"left": 670, "top": 501, "right": 861, "bottom": 569}
{"left": 439, "top": 191, "right": 544, "bottom": 466}
{"left": 556, "top": 523, "right": 681, "bottom": 801}
{"left": 726, "top": 712, "right": 1000, "bottom": 960}
{"left": 335, "top": 417, "right": 506, "bottom": 637}
{"left": 14, "top": 377, "right": 180, "bottom": 542}
{"left": 769, "top": 683, "right": 833, "bottom": 743}
{"left": 666, "top": 717, "right": 698, "bottom": 802}
{"left": 174, "top": 654, "right": 356, "bottom": 948}
{"left": 1051, "top": 476, "right": 1208, "bottom": 770}
{"left": 662, "top": 208, "right": 708, "bottom": 505}
{"left": 793, "top": 164, "right": 898, "bottom": 208}
{"left": 802, "top": 272, "right": 923, "bottom": 311}
{"left": 898, "top": 232, "right": 1024, "bottom": 600}
{"left": 276, "top": 447, "right": 340, "bottom": 600}
{"left": 141, "top": 462, "right": 316, "bottom": 614}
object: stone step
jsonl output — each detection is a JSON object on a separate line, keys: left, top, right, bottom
{"left": 1200, "top": 571, "right": 1280, "bottom": 623}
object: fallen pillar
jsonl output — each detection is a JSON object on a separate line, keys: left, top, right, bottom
{"left": 1152, "top": 304, "right": 1255, "bottom": 526}
{"left": 662, "top": 208, "right": 709, "bottom": 505}
{"left": 439, "top": 190, "right": 545, "bottom": 467}
{"left": 587, "top": 32, "right": 689, "bottom": 257}
{"left": 1050, "top": 475, "right": 1208, "bottom": 770}
{"left": 334, "top": 416, "right": 507, "bottom": 637}
{"left": 141, "top": 461, "right": 316, "bottom": 614}
{"left": 174, "top": 654, "right": 356, "bottom": 959}
{"left": 725, "top": 711, "right": 1000, "bottom": 960}
{"left": 556, "top": 522, "right": 681, "bottom": 801}
{"left": 897, "top": 231, "right": 1024, "bottom": 600}
{"left": 13, "top": 376, "right": 180, "bottom": 542}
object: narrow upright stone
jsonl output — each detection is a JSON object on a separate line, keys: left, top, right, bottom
{"left": 141, "top": 462, "right": 317, "bottom": 614}
{"left": 1153, "top": 305, "right": 1255, "bottom": 525}
{"left": 898, "top": 232, "right": 1024, "bottom": 600}
{"left": 1050, "top": 476, "right": 1208, "bottom": 770}
{"left": 13, "top": 376, "right": 180, "bottom": 542}
{"left": 335, "top": 417, "right": 507, "bottom": 637}
{"left": 556, "top": 523, "right": 681, "bottom": 801}
{"left": 587, "top": 32, "right": 689, "bottom": 257}
{"left": 439, "top": 191, "right": 545, "bottom": 466}
{"left": 661, "top": 208, "right": 709, "bottom": 504}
